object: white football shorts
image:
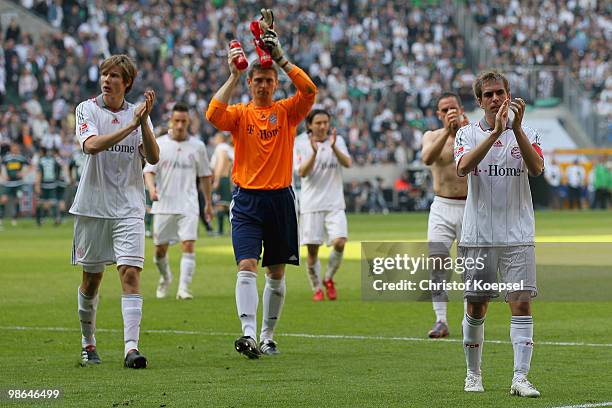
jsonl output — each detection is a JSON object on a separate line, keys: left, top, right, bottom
{"left": 427, "top": 196, "right": 465, "bottom": 256}
{"left": 458, "top": 245, "right": 538, "bottom": 300}
{"left": 300, "top": 209, "right": 348, "bottom": 246}
{"left": 153, "top": 213, "right": 199, "bottom": 245}
{"left": 72, "top": 216, "right": 145, "bottom": 272}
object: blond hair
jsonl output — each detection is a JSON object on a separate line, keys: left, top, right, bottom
{"left": 99, "top": 54, "right": 137, "bottom": 94}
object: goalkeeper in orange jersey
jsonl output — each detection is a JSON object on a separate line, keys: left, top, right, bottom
{"left": 206, "top": 8, "right": 317, "bottom": 359}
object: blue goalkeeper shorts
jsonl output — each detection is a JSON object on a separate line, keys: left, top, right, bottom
{"left": 230, "top": 186, "right": 299, "bottom": 267}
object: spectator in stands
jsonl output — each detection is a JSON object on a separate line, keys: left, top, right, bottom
{"left": 565, "top": 160, "right": 585, "bottom": 210}
{"left": 591, "top": 156, "right": 611, "bottom": 209}
{"left": 544, "top": 158, "right": 562, "bottom": 209}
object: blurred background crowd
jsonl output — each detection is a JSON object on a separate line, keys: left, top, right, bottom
{"left": 0, "top": 0, "right": 610, "bottom": 220}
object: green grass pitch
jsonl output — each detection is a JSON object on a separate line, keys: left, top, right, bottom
{"left": 1, "top": 211, "right": 611, "bottom": 407}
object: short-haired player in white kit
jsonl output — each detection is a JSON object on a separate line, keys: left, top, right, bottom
{"left": 294, "top": 109, "right": 352, "bottom": 301}
{"left": 421, "top": 91, "right": 468, "bottom": 339}
{"left": 454, "top": 70, "right": 544, "bottom": 397}
{"left": 144, "top": 102, "right": 213, "bottom": 300}
{"left": 70, "top": 55, "right": 160, "bottom": 369}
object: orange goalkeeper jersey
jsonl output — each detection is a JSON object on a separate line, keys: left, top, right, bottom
{"left": 206, "top": 66, "right": 317, "bottom": 190}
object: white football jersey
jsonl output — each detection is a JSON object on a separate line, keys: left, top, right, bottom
{"left": 143, "top": 134, "right": 211, "bottom": 215}
{"left": 294, "top": 135, "right": 349, "bottom": 213}
{"left": 70, "top": 95, "right": 154, "bottom": 219}
{"left": 454, "top": 118, "right": 543, "bottom": 247}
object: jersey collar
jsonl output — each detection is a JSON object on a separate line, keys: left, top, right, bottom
{"left": 96, "top": 94, "right": 128, "bottom": 113}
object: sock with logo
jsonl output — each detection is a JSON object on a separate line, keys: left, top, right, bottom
{"left": 510, "top": 316, "right": 534, "bottom": 382}
{"left": 463, "top": 313, "right": 485, "bottom": 376}
{"left": 236, "top": 271, "right": 258, "bottom": 340}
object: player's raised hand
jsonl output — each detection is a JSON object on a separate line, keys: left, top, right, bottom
{"left": 259, "top": 8, "right": 274, "bottom": 31}
{"left": 329, "top": 128, "right": 337, "bottom": 148}
{"left": 509, "top": 97, "right": 525, "bottom": 132}
{"left": 493, "top": 98, "right": 509, "bottom": 136}
{"left": 309, "top": 136, "right": 319, "bottom": 153}
{"left": 227, "top": 48, "right": 246, "bottom": 76}
{"left": 259, "top": 9, "right": 286, "bottom": 64}
{"left": 140, "top": 89, "right": 156, "bottom": 124}
{"left": 444, "top": 109, "right": 460, "bottom": 133}
{"left": 132, "top": 101, "right": 147, "bottom": 127}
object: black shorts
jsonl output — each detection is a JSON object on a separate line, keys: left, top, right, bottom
{"left": 230, "top": 186, "right": 299, "bottom": 267}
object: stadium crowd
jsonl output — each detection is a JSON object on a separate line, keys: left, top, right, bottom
{"left": 470, "top": 0, "right": 611, "bottom": 116}
{"left": 0, "top": 0, "right": 610, "bottom": 220}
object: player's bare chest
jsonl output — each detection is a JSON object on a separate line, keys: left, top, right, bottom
{"left": 437, "top": 138, "right": 456, "bottom": 165}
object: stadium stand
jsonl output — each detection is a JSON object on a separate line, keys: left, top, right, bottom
{"left": 0, "top": 0, "right": 610, "bottom": 213}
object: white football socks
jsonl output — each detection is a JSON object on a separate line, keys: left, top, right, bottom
{"left": 432, "top": 301, "right": 447, "bottom": 323}
{"left": 261, "top": 275, "right": 286, "bottom": 342}
{"left": 510, "top": 316, "right": 534, "bottom": 382}
{"left": 78, "top": 287, "right": 99, "bottom": 348}
{"left": 235, "top": 271, "right": 258, "bottom": 340}
{"left": 122, "top": 294, "right": 143, "bottom": 356}
{"left": 325, "top": 249, "right": 343, "bottom": 281}
{"left": 179, "top": 253, "right": 196, "bottom": 291}
{"left": 463, "top": 313, "right": 485, "bottom": 376}
{"left": 307, "top": 259, "right": 321, "bottom": 290}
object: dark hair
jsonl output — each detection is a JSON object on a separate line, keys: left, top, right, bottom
{"left": 172, "top": 102, "right": 189, "bottom": 113}
{"left": 247, "top": 60, "right": 278, "bottom": 79}
{"left": 435, "top": 91, "right": 462, "bottom": 110}
{"left": 473, "top": 70, "right": 510, "bottom": 101}
{"left": 306, "top": 109, "right": 331, "bottom": 125}
{"left": 305, "top": 109, "right": 331, "bottom": 133}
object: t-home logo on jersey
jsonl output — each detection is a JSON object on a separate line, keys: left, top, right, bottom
{"left": 106, "top": 144, "right": 136, "bottom": 154}
{"left": 246, "top": 124, "right": 279, "bottom": 140}
{"left": 488, "top": 164, "right": 523, "bottom": 177}
{"left": 472, "top": 164, "right": 524, "bottom": 177}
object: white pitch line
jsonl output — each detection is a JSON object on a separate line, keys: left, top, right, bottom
{"left": 551, "top": 403, "right": 612, "bottom": 408}
{"left": 2, "top": 326, "right": 612, "bottom": 348}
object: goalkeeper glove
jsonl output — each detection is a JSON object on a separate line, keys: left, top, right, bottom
{"left": 258, "top": 8, "right": 287, "bottom": 66}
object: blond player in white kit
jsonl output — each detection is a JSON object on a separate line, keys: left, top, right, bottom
{"left": 70, "top": 55, "right": 159, "bottom": 369}
{"left": 454, "top": 70, "right": 544, "bottom": 397}
{"left": 144, "top": 102, "right": 213, "bottom": 300}
{"left": 294, "top": 109, "right": 352, "bottom": 301}
{"left": 421, "top": 91, "right": 468, "bottom": 339}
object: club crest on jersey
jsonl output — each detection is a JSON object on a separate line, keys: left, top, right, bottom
{"left": 511, "top": 146, "right": 522, "bottom": 159}
{"left": 454, "top": 146, "right": 464, "bottom": 159}
{"left": 269, "top": 113, "right": 277, "bottom": 124}
{"left": 79, "top": 123, "right": 88, "bottom": 135}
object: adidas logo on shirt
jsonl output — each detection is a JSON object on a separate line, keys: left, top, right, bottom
{"left": 493, "top": 139, "right": 503, "bottom": 147}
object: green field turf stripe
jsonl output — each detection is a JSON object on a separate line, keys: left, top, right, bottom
{"left": 3, "top": 325, "right": 612, "bottom": 348}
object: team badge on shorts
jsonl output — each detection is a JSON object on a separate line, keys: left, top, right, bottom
{"left": 511, "top": 146, "right": 522, "bottom": 159}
